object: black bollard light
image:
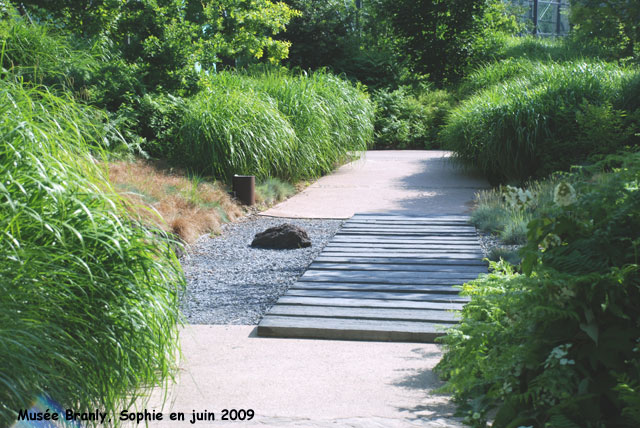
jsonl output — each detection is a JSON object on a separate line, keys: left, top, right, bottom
{"left": 232, "top": 175, "right": 255, "bottom": 206}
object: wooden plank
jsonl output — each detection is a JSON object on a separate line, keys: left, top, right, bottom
{"left": 325, "top": 246, "right": 483, "bottom": 254}
{"left": 303, "top": 267, "right": 481, "bottom": 279}
{"left": 284, "top": 288, "right": 470, "bottom": 302}
{"left": 337, "top": 231, "right": 477, "bottom": 237}
{"left": 314, "top": 256, "right": 487, "bottom": 266}
{"left": 300, "top": 269, "right": 481, "bottom": 283}
{"left": 320, "top": 251, "right": 484, "bottom": 259}
{"left": 344, "top": 221, "right": 474, "bottom": 228}
{"left": 291, "top": 281, "right": 462, "bottom": 294}
{"left": 309, "top": 262, "right": 487, "bottom": 274}
{"left": 341, "top": 225, "right": 476, "bottom": 233}
{"left": 257, "top": 315, "right": 451, "bottom": 342}
{"left": 268, "top": 304, "right": 460, "bottom": 323}
{"left": 327, "top": 242, "right": 482, "bottom": 250}
{"left": 276, "top": 296, "right": 466, "bottom": 311}
{"left": 347, "top": 216, "right": 470, "bottom": 222}
{"left": 345, "top": 220, "right": 471, "bottom": 227}
{"left": 332, "top": 236, "right": 479, "bottom": 244}
{"left": 352, "top": 214, "right": 470, "bottom": 221}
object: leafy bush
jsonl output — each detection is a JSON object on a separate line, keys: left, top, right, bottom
{"left": 170, "top": 68, "right": 373, "bottom": 181}
{"left": 135, "top": 92, "right": 188, "bottom": 159}
{"left": 0, "top": 79, "right": 184, "bottom": 425}
{"left": 436, "top": 153, "right": 640, "bottom": 427}
{"left": 373, "top": 86, "right": 454, "bottom": 149}
{"left": 442, "top": 61, "right": 640, "bottom": 183}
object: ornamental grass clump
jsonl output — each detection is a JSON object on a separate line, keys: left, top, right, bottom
{"left": 442, "top": 61, "right": 640, "bottom": 183}
{"left": 173, "top": 68, "right": 373, "bottom": 181}
{"left": 0, "top": 79, "right": 184, "bottom": 426}
{"left": 176, "top": 82, "right": 299, "bottom": 179}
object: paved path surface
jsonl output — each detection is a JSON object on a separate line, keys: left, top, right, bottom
{"left": 261, "top": 151, "right": 488, "bottom": 218}
{"left": 132, "top": 151, "right": 487, "bottom": 427}
{"left": 258, "top": 214, "right": 486, "bottom": 342}
{"left": 127, "top": 326, "right": 463, "bottom": 428}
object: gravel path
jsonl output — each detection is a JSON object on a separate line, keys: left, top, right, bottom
{"left": 180, "top": 216, "right": 343, "bottom": 324}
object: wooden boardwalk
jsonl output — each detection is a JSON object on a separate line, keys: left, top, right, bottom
{"left": 257, "top": 214, "right": 486, "bottom": 342}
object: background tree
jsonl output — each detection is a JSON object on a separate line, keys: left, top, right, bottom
{"left": 381, "top": 0, "right": 486, "bottom": 81}
{"left": 18, "top": 0, "right": 298, "bottom": 91}
{"left": 570, "top": 0, "right": 640, "bottom": 61}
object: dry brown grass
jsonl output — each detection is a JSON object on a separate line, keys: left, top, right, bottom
{"left": 108, "top": 160, "right": 243, "bottom": 244}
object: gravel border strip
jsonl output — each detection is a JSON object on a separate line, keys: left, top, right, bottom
{"left": 180, "top": 216, "right": 343, "bottom": 325}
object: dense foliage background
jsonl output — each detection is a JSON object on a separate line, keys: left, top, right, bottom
{"left": 1, "top": 0, "right": 639, "bottom": 426}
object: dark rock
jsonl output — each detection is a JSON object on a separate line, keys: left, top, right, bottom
{"left": 251, "top": 223, "right": 312, "bottom": 249}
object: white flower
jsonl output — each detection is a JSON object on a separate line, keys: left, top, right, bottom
{"left": 554, "top": 182, "right": 577, "bottom": 206}
{"left": 541, "top": 233, "right": 562, "bottom": 250}
{"left": 503, "top": 185, "right": 533, "bottom": 209}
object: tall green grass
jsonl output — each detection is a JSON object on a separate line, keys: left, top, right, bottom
{"left": 172, "top": 68, "right": 373, "bottom": 180}
{"left": 442, "top": 61, "right": 640, "bottom": 182}
{"left": 0, "top": 12, "right": 99, "bottom": 93}
{"left": 0, "top": 79, "right": 184, "bottom": 425}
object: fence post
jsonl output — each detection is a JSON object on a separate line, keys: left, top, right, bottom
{"left": 532, "top": 0, "right": 538, "bottom": 36}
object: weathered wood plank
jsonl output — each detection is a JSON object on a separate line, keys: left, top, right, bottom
{"left": 327, "top": 242, "right": 482, "bottom": 250}
{"left": 314, "top": 255, "right": 487, "bottom": 266}
{"left": 300, "top": 269, "right": 480, "bottom": 283}
{"left": 291, "top": 281, "right": 462, "bottom": 294}
{"left": 341, "top": 226, "right": 476, "bottom": 234}
{"left": 320, "top": 251, "right": 484, "bottom": 259}
{"left": 345, "top": 218, "right": 470, "bottom": 226}
{"left": 325, "top": 246, "right": 483, "bottom": 255}
{"left": 309, "top": 262, "right": 487, "bottom": 274}
{"left": 268, "top": 304, "right": 460, "bottom": 323}
{"left": 284, "top": 288, "right": 470, "bottom": 302}
{"left": 352, "top": 214, "right": 470, "bottom": 221}
{"left": 337, "top": 230, "right": 477, "bottom": 237}
{"left": 257, "top": 315, "right": 451, "bottom": 342}
{"left": 275, "top": 295, "right": 466, "bottom": 311}
{"left": 332, "top": 236, "right": 480, "bottom": 244}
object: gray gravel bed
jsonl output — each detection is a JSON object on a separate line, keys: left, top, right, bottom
{"left": 180, "top": 216, "right": 343, "bottom": 325}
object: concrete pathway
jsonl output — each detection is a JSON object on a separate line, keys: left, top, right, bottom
{"left": 129, "top": 326, "right": 463, "bottom": 427}
{"left": 261, "top": 151, "right": 488, "bottom": 218}
{"left": 132, "top": 151, "right": 487, "bottom": 428}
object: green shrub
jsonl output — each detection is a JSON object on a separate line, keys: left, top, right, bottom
{"left": 373, "top": 85, "right": 454, "bottom": 149}
{"left": 171, "top": 68, "right": 373, "bottom": 181}
{"left": 436, "top": 153, "right": 640, "bottom": 427}
{"left": 135, "top": 92, "right": 188, "bottom": 159}
{"left": 487, "top": 247, "right": 521, "bottom": 265}
{"left": 442, "top": 61, "right": 640, "bottom": 183}
{"left": 0, "top": 79, "right": 184, "bottom": 425}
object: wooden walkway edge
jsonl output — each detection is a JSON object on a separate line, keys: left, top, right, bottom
{"left": 257, "top": 214, "right": 486, "bottom": 343}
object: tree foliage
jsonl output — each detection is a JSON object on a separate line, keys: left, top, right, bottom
{"left": 17, "top": 0, "right": 299, "bottom": 91}
{"left": 570, "top": 0, "right": 640, "bottom": 61}
{"left": 382, "top": 0, "right": 486, "bottom": 80}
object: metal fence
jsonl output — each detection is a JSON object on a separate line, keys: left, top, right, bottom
{"left": 511, "top": 0, "right": 571, "bottom": 37}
